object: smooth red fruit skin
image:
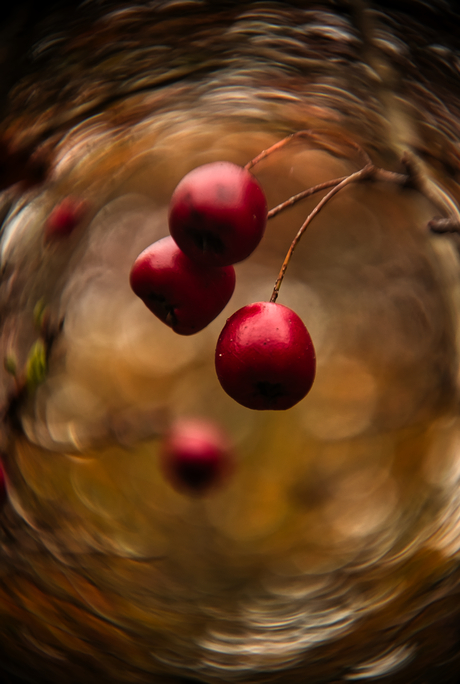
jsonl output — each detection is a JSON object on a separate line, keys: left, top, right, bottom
{"left": 168, "top": 161, "right": 267, "bottom": 267}
{"left": 160, "top": 418, "right": 233, "bottom": 496}
{"left": 130, "top": 236, "right": 236, "bottom": 335}
{"left": 215, "top": 302, "right": 316, "bottom": 411}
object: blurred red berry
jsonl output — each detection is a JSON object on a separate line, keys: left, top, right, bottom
{"left": 160, "top": 418, "right": 234, "bottom": 495}
{"left": 45, "top": 196, "right": 87, "bottom": 241}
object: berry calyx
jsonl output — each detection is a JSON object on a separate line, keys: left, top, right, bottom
{"left": 168, "top": 161, "right": 267, "bottom": 267}
{"left": 130, "top": 236, "right": 236, "bottom": 335}
{"left": 215, "top": 301, "right": 316, "bottom": 410}
{"left": 160, "top": 418, "right": 234, "bottom": 495}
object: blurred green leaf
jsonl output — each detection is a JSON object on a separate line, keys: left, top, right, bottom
{"left": 26, "top": 340, "right": 47, "bottom": 389}
{"left": 33, "top": 298, "right": 48, "bottom": 331}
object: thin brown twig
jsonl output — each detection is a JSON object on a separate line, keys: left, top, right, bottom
{"left": 267, "top": 167, "right": 409, "bottom": 223}
{"left": 244, "top": 129, "right": 372, "bottom": 172}
{"left": 401, "top": 151, "right": 460, "bottom": 223}
{"left": 244, "top": 130, "right": 455, "bottom": 304}
{"left": 428, "top": 217, "right": 460, "bottom": 233}
{"left": 244, "top": 131, "right": 309, "bottom": 172}
{"left": 371, "top": 167, "right": 409, "bottom": 186}
{"left": 267, "top": 176, "right": 348, "bottom": 219}
{"left": 270, "top": 164, "right": 374, "bottom": 303}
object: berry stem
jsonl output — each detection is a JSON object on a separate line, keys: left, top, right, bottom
{"left": 244, "top": 129, "right": 372, "bottom": 172}
{"left": 270, "top": 164, "right": 374, "bottom": 303}
{"left": 244, "top": 132, "right": 306, "bottom": 171}
{"left": 267, "top": 176, "right": 348, "bottom": 219}
{"left": 268, "top": 167, "right": 409, "bottom": 219}
{"left": 267, "top": 150, "right": 460, "bottom": 302}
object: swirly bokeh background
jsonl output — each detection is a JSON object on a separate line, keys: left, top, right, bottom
{"left": 1, "top": 1, "right": 460, "bottom": 682}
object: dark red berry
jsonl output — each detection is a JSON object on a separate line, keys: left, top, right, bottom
{"left": 45, "top": 196, "right": 86, "bottom": 241}
{"left": 215, "top": 301, "right": 316, "bottom": 410}
{"left": 130, "top": 236, "right": 236, "bottom": 335}
{"left": 160, "top": 418, "right": 233, "bottom": 495}
{"left": 168, "top": 161, "right": 267, "bottom": 267}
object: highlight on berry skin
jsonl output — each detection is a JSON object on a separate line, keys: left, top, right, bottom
{"left": 215, "top": 301, "right": 316, "bottom": 411}
{"left": 160, "top": 418, "right": 234, "bottom": 496}
{"left": 168, "top": 161, "right": 267, "bottom": 267}
{"left": 130, "top": 236, "right": 236, "bottom": 335}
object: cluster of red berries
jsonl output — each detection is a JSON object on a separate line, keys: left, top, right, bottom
{"left": 32, "top": 134, "right": 439, "bottom": 498}
{"left": 130, "top": 162, "right": 266, "bottom": 335}
{"left": 130, "top": 160, "right": 317, "bottom": 412}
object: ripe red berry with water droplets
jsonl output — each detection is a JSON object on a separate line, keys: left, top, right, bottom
{"left": 45, "top": 196, "right": 87, "bottom": 241}
{"left": 215, "top": 301, "right": 316, "bottom": 410}
{"left": 169, "top": 161, "right": 267, "bottom": 267}
{"left": 160, "top": 418, "right": 234, "bottom": 495}
{"left": 130, "top": 236, "right": 236, "bottom": 335}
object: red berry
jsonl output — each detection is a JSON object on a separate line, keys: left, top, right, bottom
{"left": 215, "top": 302, "right": 316, "bottom": 410}
{"left": 160, "top": 418, "right": 233, "bottom": 495}
{"left": 130, "top": 236, "right": 236, "bottom": 335}
{"left": 168, "top": 161, "right": 267, "bottom": 267}
{"left": 45, "top": 196, "right": 86, "bottom": 241}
